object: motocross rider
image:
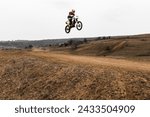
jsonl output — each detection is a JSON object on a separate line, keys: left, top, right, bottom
{"left": 68, "top": 9, "right": 75, "bottom": 27}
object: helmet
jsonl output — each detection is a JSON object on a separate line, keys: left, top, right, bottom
{"left": 72, "top": 9, "right": 75, "bottom": 13}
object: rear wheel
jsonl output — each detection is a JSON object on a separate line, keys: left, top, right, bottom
{"left": 76, "top": 21, "right": 83, "bottom": 30}
{"left": 65, "top": 25, "right": 70, "bottom": 33}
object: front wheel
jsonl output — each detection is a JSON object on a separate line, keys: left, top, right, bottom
{"left": 76, "top": 21, "right": 83, "bottom": 31}
{"left": 65, "top": 25, "right": 71, "bottom": 33}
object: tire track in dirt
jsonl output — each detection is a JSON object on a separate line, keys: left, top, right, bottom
{"left": 29, "top": 51, "right": 150, "bottom": 72}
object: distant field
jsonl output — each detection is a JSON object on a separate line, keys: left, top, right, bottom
{"left": 0, "top": 34, "right": 150, "bottom": 99}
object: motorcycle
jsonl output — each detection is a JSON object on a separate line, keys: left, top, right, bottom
{"left": 65, "top": 16, "right": 83, "bottom": 33}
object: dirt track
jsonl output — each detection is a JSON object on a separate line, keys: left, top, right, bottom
{"left": 30, "top": 51, "right": 150, "bottom": 72}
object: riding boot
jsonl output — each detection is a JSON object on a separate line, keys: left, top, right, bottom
{"left": 69, "top": 20, "right": 72, "bottom": 26}
{"left": 72, "top": 19, "right": 75, "bottom": 27}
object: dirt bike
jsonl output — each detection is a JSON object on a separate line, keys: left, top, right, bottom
{"left": 65, "top": 16, "right": 83, "bottom": 33}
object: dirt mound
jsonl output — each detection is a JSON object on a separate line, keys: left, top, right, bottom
{"left": 0, "top": 50, "right": 150, "bottom": 100}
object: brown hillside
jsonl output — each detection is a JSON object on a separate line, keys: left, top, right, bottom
{"left": 0, "top": 35, "right": 150, "bottom": 100}
{"left": 73, "top": 37, "right": 150, "bottom": 61}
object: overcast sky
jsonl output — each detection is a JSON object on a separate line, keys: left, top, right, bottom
{"left": 0, "top": 0, "right": 150, "bottom": 41}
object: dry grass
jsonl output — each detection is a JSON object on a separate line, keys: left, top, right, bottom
{"left": 72, "top": 37, "right": 150, "bottom": 61}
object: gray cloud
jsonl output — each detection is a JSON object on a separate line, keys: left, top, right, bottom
{"left": 0, "top": 0, "right": 150, "bottom": 40}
